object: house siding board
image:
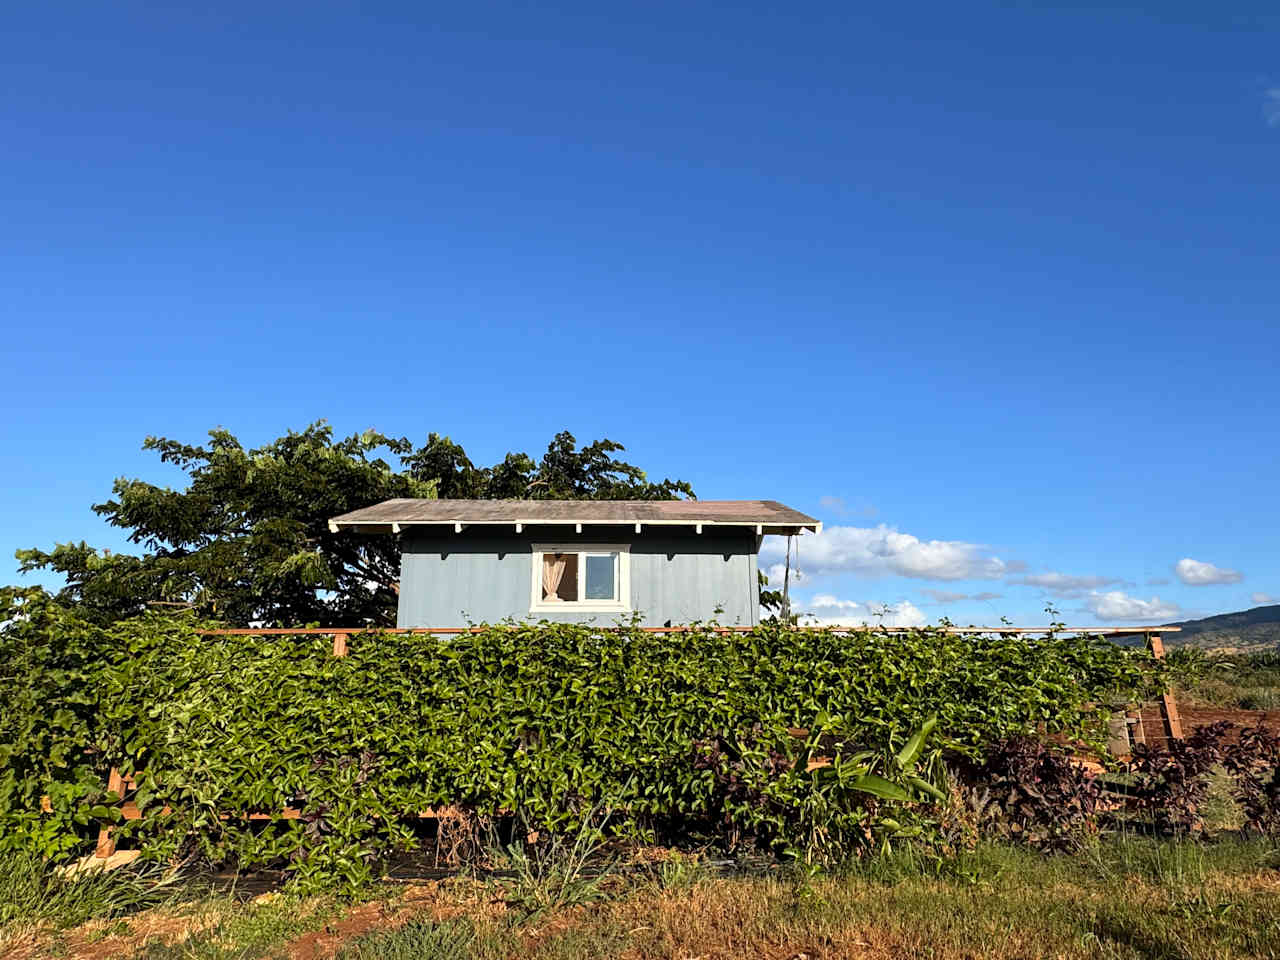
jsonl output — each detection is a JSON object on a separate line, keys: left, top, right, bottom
{"left": 396, "top": 526, "right": 759, "bottom": 628}
{"left": 748, "top": 550, "right": 760, "bottom": 617}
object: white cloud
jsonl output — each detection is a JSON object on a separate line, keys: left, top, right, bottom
{"left": 1252, "top": 592, "right": 1279, "bottom": 605}
{"left": 798, "top": 595, "right": 928, "bottom": 628}
{"left": 802, "top": 595, "right": 862, "bottom": 618}
{"left": 1174, "top": 558, "right": 1243, "bottom": 586}
{"left": 1084, "top": 591, "right": 1181, "bottom": 622}
{"left": 761, "top": 525, "right": 1007, "bottom": 582}
{"left": 762, "top": 563, "right": 805, "bottom": 587}
{"left": 1267, "top": 88, "right": 1280, "bottom": 126}
{"left": 1011, "top": 572, "right": 1121, "bottom": 595}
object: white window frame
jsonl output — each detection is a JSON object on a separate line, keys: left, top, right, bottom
{"left": 530, "top": 543, "right": 631, "bottom": 613}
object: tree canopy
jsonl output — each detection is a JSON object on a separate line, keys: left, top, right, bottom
{"left": 18, "top": 423, "right": 693, "bottom": 626}
{"left": 400, "top": 431, "right": 693, "bottom": 502}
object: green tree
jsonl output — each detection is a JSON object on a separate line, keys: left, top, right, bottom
{"left": 18, "top": 424, "right": 432, "bottom": 626}
{"left": 402, "top": 431, "right": 693, "bottom": 500}
{"left": 18, "top": 424, "right": 692, "bottom": 626}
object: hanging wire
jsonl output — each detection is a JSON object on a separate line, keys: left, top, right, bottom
{"left": 781, "top": 534, "right": 792, "bottom": 624}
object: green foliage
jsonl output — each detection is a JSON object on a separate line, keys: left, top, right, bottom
{"left": 1171, "top": 649, "right": 1280, "bottom": 710}
{"left": 0, "top": 590, "right": 1157, "bottom": 886}
{"left": 758, "top": 570, "right": 784, "bottom": 617}
{"left": 402, "top": 431, "right": 693, "bottom": 502}
{"left": 17, "top": 425, "right": 692, "bottom": 627}
{"left": 16, "top": 424, "right": 434, "bottom": 626}
{"left": 0, "top": 588, "right": 131, "bottom": 858}
{"left": 693, "top": 717, "right": 949, "bottom": 859}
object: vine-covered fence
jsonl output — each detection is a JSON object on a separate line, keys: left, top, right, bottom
{"left": 1, "top": 588, "right": 1176, "bottom": 888}
{"left": 89, "top": 623, "right": 1181, "bottom": 861}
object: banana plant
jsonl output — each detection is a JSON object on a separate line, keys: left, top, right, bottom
{"left": 799, "top": 716, "right": 948, "bottom": 842}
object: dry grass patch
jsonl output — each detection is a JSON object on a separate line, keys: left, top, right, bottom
{"left": 326, "top": 839, "right": 1280, "bottom": 960}
{"left": 495, "top": 838, "right": 1280, "bottom": 960}
{"left": 596, "top": 865, "right": 1280, "bottom": 960}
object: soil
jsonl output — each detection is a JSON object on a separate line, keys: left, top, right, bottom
{"left": 284, "top": 896, "right": 409, "bottom": 960}
{"left": 1139, "top": 706, "right": 1280, "bottom": 747}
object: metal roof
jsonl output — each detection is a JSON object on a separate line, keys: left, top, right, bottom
{"left": 328, "top": 499, "right": 820, "bottom": 535}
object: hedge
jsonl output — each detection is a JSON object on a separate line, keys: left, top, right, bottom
{"left": 0, "top": 587, "right": 1159, "bottom": 890}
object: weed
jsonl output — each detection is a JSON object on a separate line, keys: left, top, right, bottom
{"left": 656, "top": 851, "right": 706, "bottom": 890}
{"left": 336, "top": 917, "right": 478, "bottom": 960}
{"left": 485, "top": 817, "right": 617, "bottom": 920}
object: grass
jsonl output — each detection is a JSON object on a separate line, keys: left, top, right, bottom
{"left": 125, "top": 894, "right": 334, "bottom": 960}
{"left": 0, "top": 851, "right": 189, "bottom": 938}
{"left": 1167, "top": 649, "right": 1280, "bottom": 710}
{"left": 335, "top": 918, "right": 479, "bottom": 960}
{"left": 0, "top": 849, "right": 344, "bottom": 960}
{"left": 327, "top": 836, "right": 1280, "bottom": 960}
{"left": 10, "top": 837, "right": 1280, "bottom": 959}
{"left": 479, "top": 816, "right": 618, "bottom": 920}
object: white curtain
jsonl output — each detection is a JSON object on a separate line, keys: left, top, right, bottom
{"left": 542, "top": 553, "right": 568, "bottom": 601}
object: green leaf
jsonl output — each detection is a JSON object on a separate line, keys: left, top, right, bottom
{"left": 846, "top": 774, "right": 914, "bottom": 804}
{"left": 895, "top": 716, "right": 937, "bottom": 771}
{"left": 906, "top": 775, "right": 947, "bottom": 802}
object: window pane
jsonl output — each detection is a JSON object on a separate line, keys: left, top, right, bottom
{"left": 584, "top": 554, "right": 616, "bottom": 600}
{"left": 542, "top": 553, "right": 578, "bottom": 602}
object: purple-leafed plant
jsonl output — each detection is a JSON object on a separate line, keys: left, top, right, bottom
{"left": 1221, "top": 725, "right": 1280, "bottom": 836}
{"left": 960, "top": 736, "right": 1103, "bottom": 850}
{"left": 1125, "top": 722, "right": 1229, "bottom": 834}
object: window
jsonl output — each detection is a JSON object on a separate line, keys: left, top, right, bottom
{"left": 530, "top": 544, "right": 630, "bottom": 612}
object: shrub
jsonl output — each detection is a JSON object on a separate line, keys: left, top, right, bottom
{"left": 957, "top": 737, "right": 1103, "bottom": 851}
{"left": 1220, "top": 725, "right": 1280, "bottom": 836}
{"left": 692, "top": 718, "right": 949, "bottom": 858}
{"left": 1126, "top": 723, "right": 1230, "bottom": 834}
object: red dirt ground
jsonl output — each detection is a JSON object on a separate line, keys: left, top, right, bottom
{"left": 1139, "top": 706, "right": 1280, "bottom": 747}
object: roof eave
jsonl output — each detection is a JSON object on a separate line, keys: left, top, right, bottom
{"left": 328, "top": 518, "right": 822, "bottom": 536}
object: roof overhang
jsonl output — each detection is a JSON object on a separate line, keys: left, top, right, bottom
{"left": 328, "top": 518, "right": 822, "bottom": 536}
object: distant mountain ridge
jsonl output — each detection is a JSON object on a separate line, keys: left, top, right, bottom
{"left": 1163, "top": 604, "right": 1280, "bottom": 651}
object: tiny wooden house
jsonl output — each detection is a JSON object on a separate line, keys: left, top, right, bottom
{"left": 328, "top": 500, "right": 820, "bottom": 628}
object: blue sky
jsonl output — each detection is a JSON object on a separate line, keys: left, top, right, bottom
{"left": 3, "top": 1, "right": 1277, "bottom": 627}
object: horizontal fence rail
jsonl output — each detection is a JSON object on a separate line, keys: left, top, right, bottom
{"left": 199, "top": 625, "right": 1180, "bottom": 636}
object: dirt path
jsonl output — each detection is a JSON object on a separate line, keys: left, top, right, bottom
{"left": 285, "top": 881, "right": 508, "bottom": 960}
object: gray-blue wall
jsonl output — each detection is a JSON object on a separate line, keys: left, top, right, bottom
{"left": 397, "top": 526, "right": 760, "bottom": 628}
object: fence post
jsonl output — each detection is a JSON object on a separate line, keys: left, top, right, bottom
{"left": 94, "top": 767, "right": 125, "bottom": 859}
{"left": 1147, "top": 632, "right": 1184, "bottom": 741}
{"left": 332, "top": 632, "right": 348, "bottom": 657}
